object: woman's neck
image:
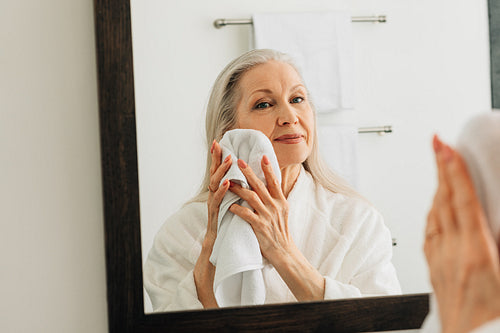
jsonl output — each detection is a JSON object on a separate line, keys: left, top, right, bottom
{"left": 280, "top": 164, "right": 301, "bottom": 198}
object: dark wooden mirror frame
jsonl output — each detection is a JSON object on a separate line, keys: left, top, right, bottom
{"left": 95, "top": 0, "right": 500, "bottom": 331}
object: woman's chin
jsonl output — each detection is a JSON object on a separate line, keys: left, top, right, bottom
{"left": 276, "top": 154, "right": 309, "bottom": 170}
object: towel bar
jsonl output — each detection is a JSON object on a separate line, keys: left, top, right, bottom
{"left": 213, "top": 15, "right": 387, "bottom": 28}
{"left": 358, "top": 125, "right": 392, "bottom": 135}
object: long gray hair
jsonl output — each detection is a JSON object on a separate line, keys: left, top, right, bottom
{"left": 191, "top": 49, "right": 361, "bottom": 202}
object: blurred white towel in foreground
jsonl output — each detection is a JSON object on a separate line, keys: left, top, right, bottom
{"left": 253, "top": 11, "right": 355, "bottom": 113}
{"left": 317, "top": 123, "right": 359, "bottom": 188}
{"left": 457, "top": 111, "right": 500, "bottom": 240}
{"left": 420, "top": 111, "right": 500, "bottom": 333}
{"left": 209, "top": 129, "right": 281, "bottom": 307}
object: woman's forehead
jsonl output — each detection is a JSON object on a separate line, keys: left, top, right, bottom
{"left": 240, "top": 61, "right": 303, "bottom": 90}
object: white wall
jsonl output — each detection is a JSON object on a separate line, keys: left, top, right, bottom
{"left": 0, "top": 0, "right": 490, "bottom": 330}
{"left": 133, "top": 0, "right": 491, "bottom": 310}
{"left": 1, "top": 1, "right": 108, "bottom": 333}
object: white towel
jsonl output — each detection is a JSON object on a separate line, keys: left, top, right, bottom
{"left": 209, "top": 129, "right": 281, "bottom": 307}
{"left": 317, "top": 124, "right": 359, "bottom": 188}
{"left": 456, "top": 111, "right": 500, "bottom": 242}
{"left": 252, "top": 11, "right": 355, "bottom": 113}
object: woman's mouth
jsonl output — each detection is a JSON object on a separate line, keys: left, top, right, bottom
{"left": 274, "top": 134, "right": 304, "bottom": 144}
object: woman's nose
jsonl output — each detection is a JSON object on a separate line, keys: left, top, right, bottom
{"left": 278, "top": 104, "right": 299, "bottom": 126}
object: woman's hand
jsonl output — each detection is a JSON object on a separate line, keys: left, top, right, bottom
{"left": 229, "top": 156, "right": 292, "bottom": 259}
{"left": 229, "top": 156, "right": 325, "bottom": 301}
{"left": 424, "top": 135, "right": 500, "bottom": 333}
{"left": 193, "top": 140, "right": 231, "bottom": 308}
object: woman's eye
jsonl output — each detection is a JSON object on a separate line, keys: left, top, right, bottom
{"left": 291, "top": 97, "right": 304, "bottom": 104}
{"left": 255, "top": 102, "right": 271, "bottom": 109}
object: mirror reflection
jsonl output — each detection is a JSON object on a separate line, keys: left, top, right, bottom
{"left": 131, "top": 0, "right": 491, "bottom": 313}
{"left": 144, "top": 49, "right": 402, "bottom": 311}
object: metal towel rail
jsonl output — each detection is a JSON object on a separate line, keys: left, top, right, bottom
{"left": 214, "top": 14, "right": 390, "bottom": 136}
{"left": 358, "top": 126, "right": 392, "bottom": 135}
{"left": 214, "top": 15, "right": 387, "bottom": 28}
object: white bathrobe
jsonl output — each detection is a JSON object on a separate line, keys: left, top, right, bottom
{"left": 144, "top": 167, "right": 401, "bottom": 312}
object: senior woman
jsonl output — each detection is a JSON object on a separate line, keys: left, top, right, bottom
{"left": 144, "top": 49, "right": 401, "bottom": 312}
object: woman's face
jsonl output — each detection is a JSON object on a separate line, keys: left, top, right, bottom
{"left": 234, "top": 60, "right": 315, "bottom": 169}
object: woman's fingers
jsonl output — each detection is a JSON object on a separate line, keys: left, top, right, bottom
{"left": 208, "top": 140, "right": 232, "bottom": 193}
{"left": 425, "top": 141, "right": 500, "bottom": 333}
{"left": 236, "top": 159, "right": 274, "bottom": 205}
{"left": 438, "top": 140, "right": 486, "bottom": 234}
{"left": 425, "top": 202, "right": 442, "bottom": 270}
{"left": 425, "top": 136, "right": 445, "bottom": 240}
{"left": 207, "top": 140, "right": 232, "bottom": 238}
{"left": 261, "top": 155, "right": 285, "bottom": 199}
{"left": 213, "top": 179, "right": 230, "bottom": 203}
{"left": 433, "top": 136, "right": 456, "bottom": 234}
{"left": 424, "top": 136, "right": 452, "bottom": 266}
{"left": 424, "top": 212, "right": 438, "bottom": 260}
{"left": 209, "top": 155, "right": 232, "bottom": 192}
{"left": 229, "top": 181, "right": 268, "bottom": 216}
{"left": 228, "top": 203, "right": 260, "bottom": 226}
{"left": 445, "top": 149, "right": 485, "bottom": 233}
{"left": 206, "top": 179, "right": 230, "bottom": 235}
{"left": 447, "top": 150, "right": 476, "bottom": 206}
{"left": 209, "top": 140, "right": 222, "bottom": 177}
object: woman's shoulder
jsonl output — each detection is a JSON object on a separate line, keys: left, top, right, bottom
{"left": 163, "top": 200, "right": 207, "bottom": 233}
{"left": 291, "top": 170, "right": 388, "bottom": 241}
{"left": 305, "top": 172, "right": 381, "bottom": 220}
{"left": 151, "top": 200, "right": 207, "bottom": 254}
{"left": 170, "top": 200, "right": 207, "bottom": 220}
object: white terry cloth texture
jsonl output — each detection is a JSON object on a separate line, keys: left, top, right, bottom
{"left": 209, "top": 129, "right": 281, "bottom": 307}
{"left": 317, "top": 123, "right": 359, "bottom": 189}
{"left": 420, "top": 111, "right": 500, "bottom": 333}
{"left": 252, "top": 11, "right": 355, "bottom": 113}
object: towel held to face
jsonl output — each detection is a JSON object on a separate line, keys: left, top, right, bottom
{"left": 209, "top": 129, "right": 281, "bottom": 307}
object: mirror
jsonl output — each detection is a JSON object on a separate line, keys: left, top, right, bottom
{"left": 94, "top": 0, "right": 495, "bottom": 331}
{"left": 130, "top": 0, "right": 491, "bottom": 313}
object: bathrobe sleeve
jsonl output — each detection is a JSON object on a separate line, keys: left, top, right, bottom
{"left": 321, "top": 199, "right": 401, "bottom": 299}
{"left": 143, "top": 202, "right": 206, "bottom": 312}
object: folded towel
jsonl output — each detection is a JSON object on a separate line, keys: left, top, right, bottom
{"left": 253, "top": 11, "right": 355, "bottom": 113}
{"left": 317, "top": 123, "right": 359, "bottom": 188}
{"left": 456, "top": 111, "right": 500, "bottom": 242}
{"left": 209, "top": 129, "right": 281, "bottom": 307}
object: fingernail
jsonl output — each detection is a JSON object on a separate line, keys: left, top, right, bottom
{"left": 263, "top": 155, "right": 270, "bottom": 165}
{"left": 211, "top": 140, "right": 216, "bottom": 153}
{"left": 432, "top": 135, "right": 441, "bottom": 153}
{"left": 223, "top": 179, "right": 229, "bottom": 186}
{"left": 224, "top": 155, "right": 231, "bottom": 163}
{"left": 229, "top": 180, "right": 235, "bottom": 187}
{"left": 238, "top": 159, "right": 247, "bottom": 169}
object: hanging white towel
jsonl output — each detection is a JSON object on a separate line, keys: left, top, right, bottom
{"left": 253, "top": 11, "right": 355, "bottom": 113}
{"left": 209, "top": 129, "right": 281, "bottom": 307}
{"left": 317, "top": 123, "right": 359, "bottom": 188}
